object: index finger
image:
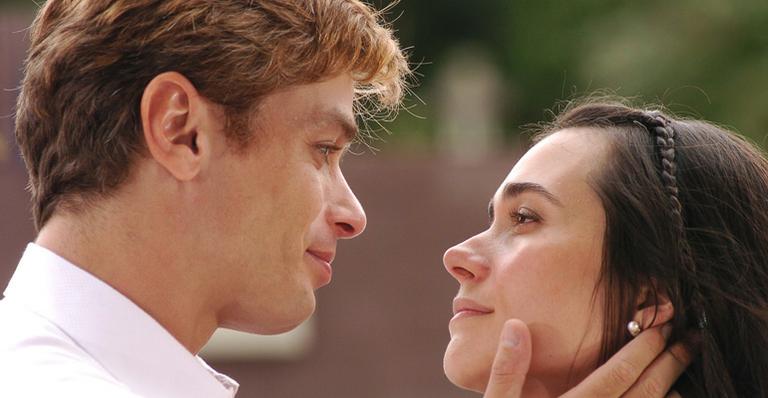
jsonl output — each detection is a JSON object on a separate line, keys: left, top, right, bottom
{"left": 562, "top": 325, "right": 671, "bottom": 398}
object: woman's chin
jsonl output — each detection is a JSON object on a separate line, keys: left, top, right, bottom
{"left": 443, "top": 344, "right": 490, "bottom": 393}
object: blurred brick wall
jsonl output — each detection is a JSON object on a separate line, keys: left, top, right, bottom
{"left": 0, "top": 11, "right": 36, "bottom": 286}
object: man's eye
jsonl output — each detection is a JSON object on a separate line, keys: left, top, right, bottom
{"left": 317, "top": 144, "right": 342, "bottom": 163}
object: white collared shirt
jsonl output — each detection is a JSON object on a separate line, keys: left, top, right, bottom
{"left": 0, "top": 243, "right": 239, "bottom": 398}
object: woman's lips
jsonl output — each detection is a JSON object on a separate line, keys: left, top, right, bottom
{"left": 451, "top": 297, "right": 494, "bottom": 321}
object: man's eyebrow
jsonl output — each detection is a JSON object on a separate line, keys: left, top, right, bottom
{"left": 488, "top": 182, "right": 563, "bottom": 221}
{"left": 313, "top": 108, "right": 359, "bottom": 144}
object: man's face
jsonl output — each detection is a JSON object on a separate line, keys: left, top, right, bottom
{"left": 199, "top": 74, "right": 366, "bottom": 334}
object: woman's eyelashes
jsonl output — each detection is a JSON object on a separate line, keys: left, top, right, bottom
{"left": 509, "top": 207, "right": 541, "bottom": 229}
{"left": 488, "top": 203, "right": 543, "bottom": 230}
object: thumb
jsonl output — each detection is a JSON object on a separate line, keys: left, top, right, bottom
{"left": 483, "top": 319, "right": 532, "bottom": 398}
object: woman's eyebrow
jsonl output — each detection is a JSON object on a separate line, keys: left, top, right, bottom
{"left": 488, "top": 181, "right": 564, "bottom": 221}
{"left": 503, "top": 182, "right": 563, "bottom": 206}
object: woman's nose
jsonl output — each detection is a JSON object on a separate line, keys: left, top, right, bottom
{"left": 443, "top": 237, "right": 490, "bottom": 283}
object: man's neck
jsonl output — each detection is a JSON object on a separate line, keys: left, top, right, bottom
{"left": 35, "top": 206, "right": 219, "bottom": 354}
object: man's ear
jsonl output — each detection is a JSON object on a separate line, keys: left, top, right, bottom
{"left": 632, "top": 283, "right": 675, "bottom": 329}
{"left": 140, "top": 72, "right": 214, "bottom": 181}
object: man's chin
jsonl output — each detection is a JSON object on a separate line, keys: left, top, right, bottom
{"left": 258, "top": 312, "right": 314, "bottom": 335}
{"left": 256, "top": 322, "right": 302, "bottom": 335}
{"left": 226, "top": 316, "right": 309, "bottom": 335}
{"left": 222, "top": 294, "right": 316, "bottom": 335}
{"left": 262, "top": 309, "right": 313, "bottom": 335}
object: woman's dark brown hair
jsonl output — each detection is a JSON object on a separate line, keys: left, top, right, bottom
{"left": 535, "top": 99, "right": 768, "bottom": 397}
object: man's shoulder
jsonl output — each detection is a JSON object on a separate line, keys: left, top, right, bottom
{"left": 0, "top": 299, "right": 138, "bottom": 397}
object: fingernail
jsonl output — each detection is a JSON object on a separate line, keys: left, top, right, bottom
{"left": 662, "top": 324, "right": 673, "bottom": 339}
{"left": 501, "top": 323, "right": 521, "bottom": 347}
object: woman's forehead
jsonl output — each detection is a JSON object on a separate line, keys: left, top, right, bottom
{"left": 496, "top": 128, "right": 610, "bottom": 204}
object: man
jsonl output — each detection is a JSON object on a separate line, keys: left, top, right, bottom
{"left": 0, "top": 1, "right": 687, "bottom": 397}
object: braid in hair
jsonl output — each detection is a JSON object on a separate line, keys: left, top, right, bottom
{"left": 634, "top": 111, "right": 709, "bottom": 330}
{"left": 635, "top": 112, "right": 683, "bottom": 228}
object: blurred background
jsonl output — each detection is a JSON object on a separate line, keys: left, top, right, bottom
{"left": 1, "top": 0, "right": 767, "bottom": 397}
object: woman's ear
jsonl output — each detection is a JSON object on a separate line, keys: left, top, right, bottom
{"left": 632, "top": 284, "right": 675, "bottom": 329}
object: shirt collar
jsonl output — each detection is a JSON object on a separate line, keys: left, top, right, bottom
{"left": 3, "top": 243, "right": 239, "bottom": 398}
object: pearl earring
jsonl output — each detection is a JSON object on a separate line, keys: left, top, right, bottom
{"left": 627, "top": 321, "right": 641, "bottom": 337}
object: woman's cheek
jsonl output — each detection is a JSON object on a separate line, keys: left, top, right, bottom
{"left": 493, "top": 238, "right": 604, "bottom": 379}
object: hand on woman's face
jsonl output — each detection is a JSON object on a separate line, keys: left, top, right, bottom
{"left": 443, "top": 128, "right": 611, "bottom": 395}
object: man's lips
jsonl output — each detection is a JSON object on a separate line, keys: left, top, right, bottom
{"left": 452, "top": 297, "right": 494, "bottom": 317}
{"left": 306, "top": 249, "right": 335, "bottom": 265}
{"left": 305, "top": 249, "right": 335, "bottom": 288}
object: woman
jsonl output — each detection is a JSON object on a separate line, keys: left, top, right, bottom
{"left": 443, "top": 99, "right": 768, "bottom": 397}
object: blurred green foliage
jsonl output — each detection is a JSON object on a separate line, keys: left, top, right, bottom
{"left": 0, "top": 0, "right": 34, "bottom": 9}
{"left": 378, "top": 0, "right": 768, "bottom": 147}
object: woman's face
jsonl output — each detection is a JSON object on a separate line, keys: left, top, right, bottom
{"left": 443, "top": 128, "right": 610, "bottom": 395}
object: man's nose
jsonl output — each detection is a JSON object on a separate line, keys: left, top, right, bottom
{"left": 326, "top": 172, "right": 367, "bottom": 239}
{"left": 443, "top": 236, "right": 490, "bottom": 283}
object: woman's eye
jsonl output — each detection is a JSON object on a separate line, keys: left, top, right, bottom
{"left": 511, "top": 208, "right": 539, "bottom": 226}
